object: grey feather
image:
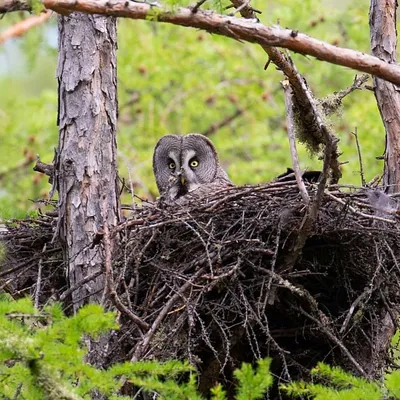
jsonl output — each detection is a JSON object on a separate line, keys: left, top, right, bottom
{"left": 153, "top": 133, "right": 232, "bottom": 203}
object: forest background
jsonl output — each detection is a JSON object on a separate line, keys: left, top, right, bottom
{"left": 0, "top": 0, "right": 383, "bottom": 217}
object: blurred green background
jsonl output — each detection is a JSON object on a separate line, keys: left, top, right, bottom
{"left": 0, "top": 0, "right": 387, "bottom": 218}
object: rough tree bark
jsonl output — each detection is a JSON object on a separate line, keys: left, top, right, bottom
{"left": 55, "top": 13, "right": 120, "bottom": 314}
{"left": 370, "top": 0, "right": 400, "bottom": 193}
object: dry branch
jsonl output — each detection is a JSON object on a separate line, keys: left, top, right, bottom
{"left": 281, "top": 80, "right": 310, "bottom": 205}
{"left": 0, "top": 0, "right": 31, "bottom": 13}
{"left": 0, "top": 10, "right": 51, "bottom": 44}
{"left": 200, "top": 108, "right": 244, "bottom": 137}
{"left": 3, "top": 0, "right": 400, "bottom": 85}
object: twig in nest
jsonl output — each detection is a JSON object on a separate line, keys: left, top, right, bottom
{"left": 59, "top": 270, "right": 103, "bottom": 301}
{"left": 281, "top": 80, "right": 310, "bottom": 205}
{"left": 34, "top": 243, "right": 46, "bottom": 309}
{"left": 379, "top": 288, "right": 398, "bottom": 329}
{"left": 310, "top": 124, "right": 337, "bottom": 220}
{"left": 103, "top": 222, "right": 149, "bottom": 331}
{"left": 296, "top": 306, "right": 368, "bottom": 378}
{"left": 201, "top": 108, "right": 244, "bottom": 137}
{"left": 131, "top": 267, "right": 205, "bottom": 361}
{"left": 339, "top": 286, "right": 372, "bottom": 334}
{"left": 326, "top": 191, "right": 396, "bottom": 224}
{"left": 352, "top": 127, "right": 366, "bottom": 187}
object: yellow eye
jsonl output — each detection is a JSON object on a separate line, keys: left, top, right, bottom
{"left": 190, "top": 159, "right": 199, "bottom": 168}
{"left": 168, "top": 162, "right": 176, "bottom": 169}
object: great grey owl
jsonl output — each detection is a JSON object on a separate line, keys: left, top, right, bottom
{"left": 153, "top": 133, "right": 232, "bottom": 203}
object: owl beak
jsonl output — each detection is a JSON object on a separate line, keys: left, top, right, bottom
{"left": 180, "top": 175, "right": 185, "bottom": 185}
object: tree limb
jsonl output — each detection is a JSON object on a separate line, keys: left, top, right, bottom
{"left": 0, "top": 0, "right": 31, "bottom": 13}
{"left": 3, "top": 0, "right": 400, "bottom": 85}
{"left": 370, "top": 0, "right": 400, "bottom": 192}
{"left": 281, "top": 80, "right": 310, "bottom": 205}
{"left": 0, "top": 10, "right": 52, "bottom": 45}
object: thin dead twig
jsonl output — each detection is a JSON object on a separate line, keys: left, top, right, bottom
{"left": 34, "top": 243, "right": 46, "bottom": 308}
{"left": 132, "top": 267, "right": 205, "bottom": 361}
{"left": 59, "top": 270, "right": 103, "bottom": 301}
{"left": 340, "top": 286, "right": 373, "bottom": 334}
{"left": 281, "top": 80, "right": 310, "bottom": 205}
{"left": 201, "top": 108, "right": 244, "bottom": 137}
{"left": 191, "top": 0, "right": 208, "bottom": 14}
{"left": 16, "top": 0, "right": 397, "bottom": 85}
{"left": 326, "top": 191, "right": 396, "bottom": 224}
{"left": 103, "top": 222, "right": 149, "bottom": 331}
{"left": 296, "top": 306, "right": 368, "bottom": 378}
{"left": 352, "top": 127, "right": 366, "bottom": 187}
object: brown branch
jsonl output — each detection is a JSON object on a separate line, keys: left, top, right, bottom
{"left": 352, "top": 127, "right": 366, "bottom": 187}
{"left": 0, "top": 0, "right": 31, "bottom": 13}
{"left": 59, "top": 270, "right": 103, "bottom": 301}
{"left": 103, "top": 220, "right": 150, "bottom": 331}
{"left": 320, "top": 74, "right": 370, "bottom": 115}
{"left": 0, "top": 0, "right": 388, "bottom": 86}
{"left": 0, "top": 10, "right": 51, "bottom": 45}
{"left": 297, "top": 306, "right": 368, "bottom": 378}
{"left": 132, "top": 267, "right": 205, "bottom": 361}
{"left": 33, "top": 157, "right": 54, "bottom": 183}
{"left": 201, "top": 108, "right": 244, "bottom": 137}
{"left": 281, "top": 80, "right": 310, "bottom": 205}
{"left": 229, "top": 0, "right": 260, "bottom": 18}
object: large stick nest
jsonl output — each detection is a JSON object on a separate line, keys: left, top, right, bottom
{"left": 1, "top": 180, "right": 400, "bottom": 395}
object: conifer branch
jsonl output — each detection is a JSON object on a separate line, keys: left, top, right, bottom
{"left": 2, "top": 0, "right": 400, "bottom": 85}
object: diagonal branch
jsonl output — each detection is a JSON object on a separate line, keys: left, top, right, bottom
{"left": 3, "top": 0, "right": 400, "bottom": 85}
{"left": 0, "top": 0, "right": 31, "bottom": 13}
{"left": 0, "top": 10, "right": 52, "bottom": 45}
{"left": 281, "top": 80, "right": 310, "bottom": 205}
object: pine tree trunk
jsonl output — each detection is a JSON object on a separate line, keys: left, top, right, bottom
{"left": 55, "top": 13, "right": 120, "bottom": 312}
{"left": 370, "top": 0, "right": 400, "bottom": 193}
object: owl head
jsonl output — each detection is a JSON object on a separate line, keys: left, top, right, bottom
{"left": 153, "top": 133, "right": 231, "bottom": 201}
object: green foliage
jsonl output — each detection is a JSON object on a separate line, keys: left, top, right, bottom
{"left": 392, "top": 329, "right": 400, "bottom": 366}
{"left": 0, "top": 296, "right": 120, "bottom": 399}
{"left": 0, "top": 296, "right": 275, "bottom": 399}
{"left": 234, "top": 358, "right": 273, "bottom": 400}
{"left": 0, "top": 0, "right": 386, "bottom": 214}
{"left": 281, "top": 362, "right": 400, "bottom": 400}
{"left": 2, "top": 297, "right": 400, "bottom": 400}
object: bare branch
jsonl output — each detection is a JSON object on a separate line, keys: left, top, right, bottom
{"left": 201, "top": 108, "right": 244, "bottom": 137}
{"left": 0, "top": 0, "right": 31, "bottom": 13}
{"left": 297, "top": 306, "right": 368, "bottom": 378}
{"left": 352, "top": 127, "right": 366, "bottom": 187}
{"left": 281, "top": 80, "right": 310, "bottom": 205}
{"left": 0, "top": 0, "right": 391, "bottom": 85}
{"left": 132, "top": 267, "right": 205, "bottom": 361}
{"left": 0, "top": 10, "right": 52, "bottom": 44}
{"left": 103, "top": 215, "right": 150, "bottom": 331}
